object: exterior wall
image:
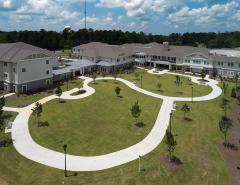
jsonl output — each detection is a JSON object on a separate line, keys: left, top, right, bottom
{"left": 16, "top": 57, "right": 53, "bottom": 84}
{"left": 16, "top": 77, "right": 53, "bottom": 93}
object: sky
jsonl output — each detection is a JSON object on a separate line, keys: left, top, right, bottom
{"left": 0, "top": 0, "right": 240, "bottom": 35}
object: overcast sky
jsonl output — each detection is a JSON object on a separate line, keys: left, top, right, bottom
{"left": 0, "top": 0, "right": 240, "bottom": 35}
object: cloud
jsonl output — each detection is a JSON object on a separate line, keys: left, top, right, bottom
{"left": 167, "top": 1, "right": 240, "bottom": 27}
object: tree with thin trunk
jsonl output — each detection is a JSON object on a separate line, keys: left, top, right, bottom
{"left": 220, "top": 98, "right": 228, "bottom": 117}
{"left": 0, "top": 97, "right": 6, "bottom": 130}
{"left": 92, "top": 72, "right": 97, "bottom": 83}
{"left": 157, "top": 82, "right": 162, "bottom": 91}
{"left": 135, "top": 72, "right": 140, "bottom": 80}
{"left": 222, "top": 82, "right": 228, "bottom": 97}
{"left": 78, "top": 81, "right": 83, "bottom": 89}
{"left": 131, "top": 101, "right": 141, "bottom": 124}
{"left": 55, "top": 86, "right": 63, "bottom": 103}
{"left": 181, "top": 103, "right": 190, "bottom": 119}
{"left": 115, "top": 87, "right": 121, "bottom": 97}
{"left": 175, "top": 75, "right": 181, "bottom": 87}
{"left": 219, "top": 116, "right": 232, "bottom": 145}
{"left": 201, "top": 70, "right": 206, "bottom": 80}
{"left": 32, "top": 102, "right": 43, "bottom": 127}
{"left": 165, "top": 130, "right": 177, "bottom": 161}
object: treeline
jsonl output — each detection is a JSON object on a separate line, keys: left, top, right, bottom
{"left": 1, "top": 29, "right": 240, "bottom": 51}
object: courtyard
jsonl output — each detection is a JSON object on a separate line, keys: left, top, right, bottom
{"left": 0, "top": 68, "right": 234, "bottom": 185}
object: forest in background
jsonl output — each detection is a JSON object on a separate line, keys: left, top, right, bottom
{"left": 1, "top": 29, "right": 240, "bottom": 51}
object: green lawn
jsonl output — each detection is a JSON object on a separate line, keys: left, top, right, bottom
{"left": 5, "top": 79, "right": 83, "bottom": 107}
{"left": 29, "top": 80, "right": 162, "bottom": 156}
{"left": 120, "top": 69, "right": 212, "bottom": 97}
{"left": 0, "top": 75, "right": 232, "bottom": 185}
{"left": 0, "top": 81, "right": 230, "bottom": 185}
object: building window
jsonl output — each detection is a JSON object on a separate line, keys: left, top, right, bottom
{"left": 46, "top": 70, "right": 50, "bottom": 75}
{"left": 13, "top": 68, "right": 15, "bottom": 73}
{"left": 46, "top": 60, "right": 49, "bottom": 64}
{"left": 4, "top": 62, "right": 7, "bottom": 67}
{"left": 218, "top": 62, "right": 223, "bottom": 66}
{"left": 228, "top": 62, "right": 234, "bottom": 68}
{"left": 4, "top": 73, "right": 8, "bottom": 79}
{"left": 185, "top": 59, "right": 190, "bottom": 63}
{"left": 204, "top": 61, "right": 209, "bottom": 65}
{"left": 22, "top": 68, "right": 26, "bottom": 72}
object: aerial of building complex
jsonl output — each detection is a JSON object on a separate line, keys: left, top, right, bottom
{"left": 2, "top": 41, "right": 240, "bottom": 94}
{"left": 0, "top": 1, "right": 240, "bottom": 185}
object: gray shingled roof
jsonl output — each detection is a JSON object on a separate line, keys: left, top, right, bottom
{"left": 0, "top": 42, "right": 56, "bottom": 62}
{"left": 53, "top": 59, "right": 95, "bottom": 75}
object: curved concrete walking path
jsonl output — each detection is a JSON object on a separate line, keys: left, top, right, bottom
{"left": 2, "top": 72, "right": 222, "bottom": 171}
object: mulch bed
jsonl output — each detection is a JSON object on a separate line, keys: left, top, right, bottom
{"left": 71, "top": 90, "right": 86, "bottom": 96}
{"left": 160, "top": 156, "right": 182, "bottom": 172}
{"left": 219, "top": 98, "right": 240, "bottom": 185}
{"left": 0, "top": 177, "right": 8, "bottom": 185}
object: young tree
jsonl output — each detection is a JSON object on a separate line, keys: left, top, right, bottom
{"left": 220, "top": 98, "right": 228, "bottom": 117}
{"left": 115, "top": 87, "right": 121, "bottom": 97}
{"left": 135, "top": 72, "right": 140, "bottom": 80}
{"left": 78, "top": 81, "right": 83, "bottom": 89}
{"left": 157, "top": 83, "right": 162, "bottom": 91}
{"left": 0, "top": 97, "right": 6, "bottom": 130}
{"left": 222, "top": 82, "right": 228, "bottom": 97}
{"left": 219, "top": 116, "right": 232, "bottom": 145}
{"left": 175, "top": 75, "right": 181, "bottom": 87}
{"left": 131, "top": 101, "right": 141, "bottom": 124}
{"left": 55, "top": 86, "right": 63, "bottom": 103}
{"left": 92, "top": 72, "right": 97, "bottom": 83}
{"left": 31, "top": 102, "right": 43, "bottom": 127}
{"left": 201, "top": 70, "right": 206, "bottom": 80}
{"left": 165, "top": 130, "right": 177, "bottom": 161}
{"left": 181, "top": 103, "right": 190, "bottom": 119}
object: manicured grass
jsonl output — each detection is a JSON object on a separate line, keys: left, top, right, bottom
{"left": 5, "top": 79, "right": 83, "bottom": 107}
{"left": 29, "top": 80, "right": 162, "bottom": 156}
{"left": 120, "top": 69, "right": 212, "bottom": 97}
{"left": 0, "top": 82, "right": 230, "bottom": 185}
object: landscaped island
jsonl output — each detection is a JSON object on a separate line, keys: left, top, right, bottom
{"left": 29, "top": 80, "right": 162, "bottom": 155}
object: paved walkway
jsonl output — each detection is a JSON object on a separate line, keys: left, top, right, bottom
{"left": 2, "top": 72, "right": 222, "bottom": 171}
{"left": 0, "top": 93, "right": 15, "bottom": 99}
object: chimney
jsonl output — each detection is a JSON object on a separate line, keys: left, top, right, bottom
{"left": 163, "top": 42, "right": 170, "bottom": 51}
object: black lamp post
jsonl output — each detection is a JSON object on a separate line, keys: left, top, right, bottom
{"left": 191, "top": 86, "right": 193, "bottom": 103}
{"left": 141, "top": 75, "right": 143, "bottom": 88}
{"left": 169, "top": 112, "right": 173, "bottom": 134}
{"left": 63, "top": 144, "right": 68, "bottom": 177}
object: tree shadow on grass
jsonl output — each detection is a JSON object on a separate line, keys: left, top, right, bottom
{"left": 184, "top": 117, "right": 193, "bottom": 122}
{"left": 60, "top": 100, "right": 66, "bottom": 104}
{"left": 160, "top": 155, "right": 182, "bottom": 172}
{"left": 223, "top": 142, "right": 238, "bottom": 151}
{"left": 134, "top": 122, "right": 145, "bottom": 128}
{"left": 66, "top": 172, "right": 78, "bottom": 177}
{"left": 117, "top": 95, "right": 123, "bottom": 99}
{"left": 36, "top": 121, "right": 50, "bottom": 128}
